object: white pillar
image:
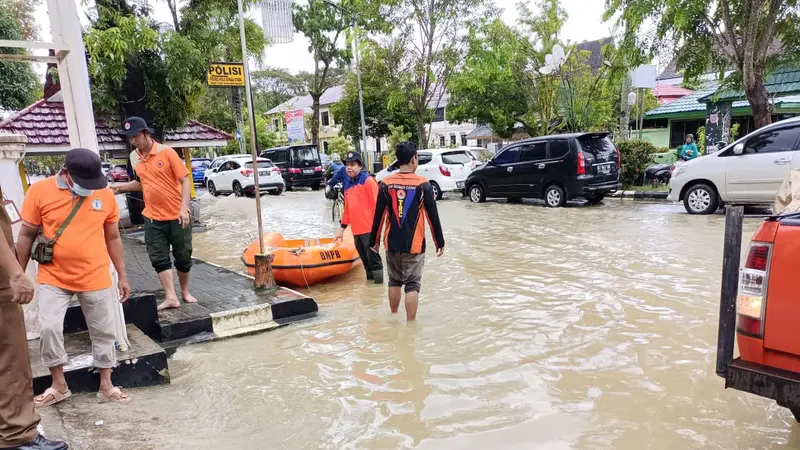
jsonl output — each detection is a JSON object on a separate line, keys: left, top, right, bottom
{"left": 47, "top": 0, "right": 98, "bottom": 153}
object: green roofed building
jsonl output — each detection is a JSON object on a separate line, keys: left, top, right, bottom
{"left": 643, "top": 66, "right": 800, "bottom": 151}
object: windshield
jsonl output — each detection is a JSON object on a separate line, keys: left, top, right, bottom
{"left": 191, "top": 160, "right": 210, "bottom": 169}
{"left": 441, "top": 151, "right": 472, "bottom": 165}
{"left": 292, "top": 146, "right": 320, "bottom": 162}
{"left": 244, "top": 161, "right": 273, "bottom": 169}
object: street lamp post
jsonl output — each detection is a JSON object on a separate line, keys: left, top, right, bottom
{"left": 321, "top": 0, "right": 369, "bottom": 168}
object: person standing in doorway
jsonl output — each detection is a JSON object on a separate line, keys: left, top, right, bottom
{"left": 112, "top": 117, "right": 196, "bottom": 310}
{"left": 335, "top": 151, "right": 383, "bottom": 283}
{"left": 0, "top": 184, "right": 68, "bottom": 450}
{"left": 16, "top": 148, "right": 131, "bottom": 407}
{"left": 369, "top": 142, "right": 445, "bottom": 321}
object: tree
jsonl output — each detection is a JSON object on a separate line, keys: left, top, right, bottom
{"left": 0, "top": 0, "right": 41, "bottom": 113}
{"left": 327, "top": 135, "right": 352, "bottom": 156}
{"left": 329, "top": 38, "right": 418, "bottom": 144}
{"left": 606, "top": 0, "right": 800, "bottom": 128}
{"left": 222, "top": 114, "right": 279, "bottom": 154}
{"left": 251, "top": 68, "right": 309, "bottom": 113}
{"left": 386, "top": 124, "right": 411, "bottom": 159}
{"left": 394, "top": 0, "right": 495, "bottom": 146}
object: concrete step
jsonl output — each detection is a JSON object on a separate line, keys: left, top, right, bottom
{"left": 29, "top": 324, "right": 169, "bottom": 396}
{"left": 64, "top": 294, "right": 161, "bottom": 343}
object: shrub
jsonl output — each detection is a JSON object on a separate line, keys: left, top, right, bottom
{"left": 328, "top": 135, "right": 353, "bottom": 156}
{"left": 616, "top": 140, "right": 657, "bottom": 187}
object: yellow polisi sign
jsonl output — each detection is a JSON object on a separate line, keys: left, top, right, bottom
{"left": 207, "top": 62, "right": 245, "bottom": 87}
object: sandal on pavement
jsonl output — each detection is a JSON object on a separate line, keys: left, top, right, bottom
{"left": 98, "top": 386, "right": 130, "bottom": 403}
{"left": 34, "top": 387, "right": 72, "bottom": 408}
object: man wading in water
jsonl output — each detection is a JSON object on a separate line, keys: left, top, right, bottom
{"left": 112, "top": 117, "right": 197, "bottom": 310}
{"left": 370, "top": 141, "right": 445, "bottom": 320}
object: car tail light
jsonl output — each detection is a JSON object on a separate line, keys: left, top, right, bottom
{"left": 314, "top": 166, "right": 323, "bottom": 173}
{"left": 577, "top": 152, "right": 586, "bottom": 175}
{"left": 288, "top": 168, "right": 302, "bottom": 175}
{"left": 240, "top": 169, "right": 254, "bottom": 177}
{"left": 736, "top": 242, "right": 772, "bottom": 338}
{"left": 439, "top": 165, "right": 451, "bottom": 176}
{"left": 272, "top": 167, "right": 282, "bottom": 174}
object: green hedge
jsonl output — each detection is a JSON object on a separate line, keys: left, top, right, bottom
{"left": 616, "top": 140, "right": 657, "bottom": 187}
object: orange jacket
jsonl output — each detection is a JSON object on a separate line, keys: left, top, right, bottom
{"left": 341, "top": 171, "right": 379, "bottom": 235}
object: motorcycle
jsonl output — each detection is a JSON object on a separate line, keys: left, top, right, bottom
{"left": 644, "top": 154, "right": 695, "bottom": 187}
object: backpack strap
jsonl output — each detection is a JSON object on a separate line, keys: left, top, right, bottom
{"left": 52, "top": 196, "right": 86, "bottom": 244}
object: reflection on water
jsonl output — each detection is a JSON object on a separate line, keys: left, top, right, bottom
{"left": 47, "top": 192, "right": 800, "bottom": 449}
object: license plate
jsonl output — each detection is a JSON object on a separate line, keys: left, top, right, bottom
{"left": 456, "top": 181, "right": 465, "bottom": 189}
{"left": 303, "top": 169, "right": 313, "bottom": 174}
{"left": 258, "top": 171, "right": 269, "bottom": 176}
{"left": 597, "top": 164, "right": 611, "bottom": 175}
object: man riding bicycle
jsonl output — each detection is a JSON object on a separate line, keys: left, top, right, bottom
{"left": 325, "top": 153, "right": 346, "bottom": 189}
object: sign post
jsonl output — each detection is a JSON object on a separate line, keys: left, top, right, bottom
{"left": 207, "top": 62, "right": 246, "bottom": 87}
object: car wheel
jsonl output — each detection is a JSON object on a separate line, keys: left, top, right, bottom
{"left": 468, "top": 184, "right": 486, "bottom": 203}
{"left": 430, "top": 182, "right": 443, "bottom": 201}
{"left": 233, "top": 182, "right": 244, "bottom": 197}
{"left": 683, "top": 183, "right": 718, "bottom": 215}
{"left": 544, "top": 185, "right": 566, "bottom": 208}
{"left": 269, "top": 186, "right": 284, "bottom": 196}
{"left": 585, "top": 194, "right": 605, "bottom": 204}
{"left": 208, "top": 181, "right": 219, "bottom": 197}
{"left": 311, "top": 183, "right": 321, "bottom": 191}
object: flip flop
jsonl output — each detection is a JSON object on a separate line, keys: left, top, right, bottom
{"left": 34, "top": 387, "right": 72, "bottom": 408}
{"left": 97, "top": 386, "right": 130, "bottom": 403}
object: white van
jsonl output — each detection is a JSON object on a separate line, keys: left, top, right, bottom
{"left": 668, "top": 117, "right": 800, "bottom": 214}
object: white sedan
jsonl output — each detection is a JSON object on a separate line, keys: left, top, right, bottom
{"left": 206, "top": 156, "right": 285, "bottom": 197}
{"left": 375, "top": 148, "right": 478, "bottom": 200}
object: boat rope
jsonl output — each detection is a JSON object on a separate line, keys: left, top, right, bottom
{"left": 291, "top": 248, "right": 314, "bottom": 295}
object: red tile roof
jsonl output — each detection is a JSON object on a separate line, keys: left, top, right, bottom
{"left": 653, "top": 83, "right": 693, "bottom": 99}
{"left": 0, "top": 99, "right": 233, "bottom": 147}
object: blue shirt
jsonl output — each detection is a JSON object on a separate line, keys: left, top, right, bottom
{"left": 328, "top": 162, "right": 346, "bottom": 188}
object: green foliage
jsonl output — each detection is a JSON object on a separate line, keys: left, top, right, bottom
{"left": 730, "top": 123, "right": 741, "bottom": 141}
{"left": 330, "top": 39, "right": 418, "bottom": 144}
{"left": 327, "top": 135, "right": 353, "bottom": 156}
{"left": 0, "top": 1, "right": 42, "bottom": 112}
{"left": 386, "top": 124, "right": 412, "bottom": 160}
{"left": 222, "top": 114, "right": 278, "bottom": 155}
{"left": 197, "top": 87, "right": 237, "bottom": 134}
{"left": 696, "top": 126, "right": 706, "bottom": 154}
{"left": 616, "top": 140, "right": 657, "bottom": 187}
{"left": 251, "top": 68, "right": 310, "bottom": 114}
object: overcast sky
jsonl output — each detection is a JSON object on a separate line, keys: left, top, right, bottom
{"left": 33, "top": 0, "right": 617, "bottom": 75}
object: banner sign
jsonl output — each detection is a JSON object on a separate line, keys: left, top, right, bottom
{"left": 207, "top": 62, "right": 245, "bottom": 87}
{"left": 285, "top": 109, "right": 306, "bottom": 144}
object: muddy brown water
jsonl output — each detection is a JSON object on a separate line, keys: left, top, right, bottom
{"left": 40, "top": 192, "right": 800, "bottom": 449}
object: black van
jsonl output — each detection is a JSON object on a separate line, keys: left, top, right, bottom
{"left": 261, "top": 144, "right": 324, "bottom": 190}
{"left": 465, "top": 132, "right": 621, "bottom": 207}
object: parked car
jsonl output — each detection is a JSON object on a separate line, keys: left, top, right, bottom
{"left": 261, "top": 145, "right": 324, "bottom": 191}
{"left": 459, "top": 146, "right": 490, "bottom": 163}
{"left": 203, "top": 154, "right": 250, "bottom": 186}
{"left": 375, "top": 148, "right": 477, "bottom": 200}
{"left": 465, "top": 132, "right": 621, "bottom": 207}
{"left": 101, "top": 162, "right": 113, "bottom": 175}
{"left": 191, "top": 158, "right": 212, "bottom": 185}
{"left": 205, "top": 156, "right": 284, "bottom": 197}
{"left": 668, "top": 117, "right": 800, "bottom": 214}
{"left": 106, "top": 165, "right": 130, "bottom": 182}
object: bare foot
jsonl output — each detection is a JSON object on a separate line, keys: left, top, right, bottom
{"left": 157, "top": 297, "right": 181, "bottom": 311}
{"left": 182, "top": 292, "right": 198, "bottom": 303}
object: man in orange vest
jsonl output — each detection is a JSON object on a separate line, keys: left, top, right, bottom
{"left": 112, "top": 117, "right": 197, "bottom": 310}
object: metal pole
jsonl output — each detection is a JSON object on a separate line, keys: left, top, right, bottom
{"left": 352, "top": 18, "right": 368, "bottom": 169}
{"left": 638, "top": 88, "right": 644, "bottom": 140}
{"left": 238, "top": 0, "right": 265, "bottom": 255}
{"left": 716, "top": 205, "right": 744, "bottom": 378}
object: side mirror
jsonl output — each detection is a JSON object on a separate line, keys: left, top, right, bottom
{"left": 733, "top": 143, "right": 745, "bottom": 155}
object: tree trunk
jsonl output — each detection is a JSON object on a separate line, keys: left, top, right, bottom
{"left": 416, "top": 116, "right": 427, "bottom": 149}
{"left": 311, "top": 94, "right": 321, "bottom": 149}
{"left": 745, "top": 78, "right": 772, "bottom": 129}
{"left": 166, "top": 0, "right": 181, "bottom": 32}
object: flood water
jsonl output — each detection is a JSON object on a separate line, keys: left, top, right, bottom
{"left": 42, "top": 192, "right": 800, "bottom": 449}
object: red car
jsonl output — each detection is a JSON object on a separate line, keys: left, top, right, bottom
{"left": 106, "top": 165, "right": 130, "bottom": 182}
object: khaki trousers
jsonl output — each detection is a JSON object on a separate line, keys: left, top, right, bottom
{"left": 38, "top": 285, "right": 117, "bottom": 369}
{"left": 0, "top": 295, "right": 39, "bottom": 448}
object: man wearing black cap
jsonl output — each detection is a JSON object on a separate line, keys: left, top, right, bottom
{"left": 16, "top": 148, "right": 132, "bottom": 406}
{"left": 334, "top": 151, "right": 383, "bottom": 283}
{"left": 112, "top": 116, "right": 196, "bottom": 310}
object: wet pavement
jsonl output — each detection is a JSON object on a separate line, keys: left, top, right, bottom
{"left": 38, "top": 192, "right": 800, "bottom": 449}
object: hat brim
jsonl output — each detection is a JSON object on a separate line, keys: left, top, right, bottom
{"left": 71, "top": 173, "right": 108, "bottom": 190}
{"left": 121, "top": 126, "right": 154, "bottom": 137}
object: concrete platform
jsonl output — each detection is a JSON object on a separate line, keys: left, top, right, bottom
{"left": 30, "top": 325, "right": 168, "bottom": 396}
{"left": 64, "top": 237, "right": 318, "bottom": 349}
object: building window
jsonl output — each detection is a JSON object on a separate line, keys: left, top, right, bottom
{"left": 450, "top": 134, "right": 456, "bottom": 146}
{"left": 433, "top": 107, "right": 445, "bottom": 123}
{"left": 375, "top": 139, "right": 381, "bottom": 153}
{"left": 272, "top": 118, "right": 279, "bottom": 130}
{"left": 461, "top": 133, "right": 467, "bottom": 146}
{"left": 439, "top": 135, "right": 446, "bottom": 147}
{"left": 321, "top": 111, "right": 330, "bottom": 127}
{"left": 670, "top": 119, "right": 704, "bottom": 148}
{"left": 323, "top": 141, "right": 329, "bottom": 153}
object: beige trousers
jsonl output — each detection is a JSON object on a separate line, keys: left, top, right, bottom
{"left": 38, "top": 285, "right": 117, "bottom": 369}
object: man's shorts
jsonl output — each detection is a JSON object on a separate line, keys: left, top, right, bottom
{"left": 386, "top": 252, "right": 425, "bottom": 293}
{"left": 144, "top": 218, "right": 193, "bottom": 273}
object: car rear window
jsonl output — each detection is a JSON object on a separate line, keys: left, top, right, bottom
{"left": 441, "top": 151, "right": 472, "bottom": 165}
{"left": 292, "top": 146, "right": 319, "bottom": 162}
{"left": 576, "top": 135, "right": 616, "bottom": 161}
{"left": 418, "top": 153, "right": 433, "bottom": 165}
{"left": 244, "top": 161, "right": 274, "bottom": 169}
{"left": 191, "top": 160, "right": 210, "bottom": 168}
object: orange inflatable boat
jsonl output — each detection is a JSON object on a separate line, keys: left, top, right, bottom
{"left": 241, "top": 230, "right": 361, "bottom": 287}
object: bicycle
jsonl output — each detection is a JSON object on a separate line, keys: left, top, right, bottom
{"left": 327, "top": 183, "right": 344, "bottom": 222}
